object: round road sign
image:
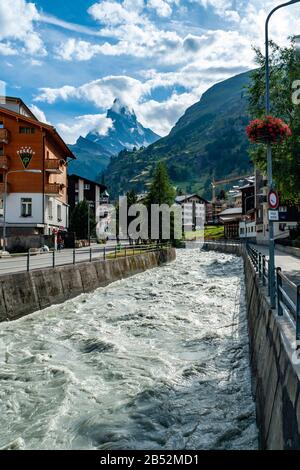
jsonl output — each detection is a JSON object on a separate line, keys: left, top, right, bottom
{"left": 268, "top": 190, "right": 279, "bottom": 210}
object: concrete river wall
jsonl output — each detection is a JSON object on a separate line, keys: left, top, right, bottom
{"left": 203, "top": 242, "right": 300, "bottom": 449}
{"left": 0, "top": 247, "right": 176, "bottom": 322}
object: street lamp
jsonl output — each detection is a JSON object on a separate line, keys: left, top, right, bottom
{"left": 265, "top": 0, "right": 300, "bottom": 308}
{"left": 2, "top": 169, "right": 42, "bottom": 252}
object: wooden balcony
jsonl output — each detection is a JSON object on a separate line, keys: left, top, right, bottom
{"left": 0, "top": 156, "right": 9, "bottom": 170}
{"left": 45, "top": 159, "right": 63, "bottom": 174}
{"left": 0, "top": 128, "right": 9, "bottom": 144}
{"left": 45, "top": 183, "right": 64, "bottom": 196}
{"left": 0, "top": 182, "right": 10, "bottom": 194}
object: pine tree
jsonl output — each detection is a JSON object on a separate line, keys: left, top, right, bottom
{"left": 146, "top": 162, "right": 176, "bottom": 241}
{"left": 146, "top": 162, "right": 175, "bottom": 207}
{"left": 69, "top": 200, "right": 96, "bottom": 240}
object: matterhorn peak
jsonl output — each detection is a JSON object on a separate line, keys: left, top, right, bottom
{"left": 110, "top": 98, "right": 135, "bottom": 117}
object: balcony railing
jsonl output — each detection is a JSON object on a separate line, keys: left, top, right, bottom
{"left": 45, "top": 183, "right": 64, "bottom": 195}
{"left": 45, "top": 159, "right": 63, "bottom": 174}
{"left": 0, "top": 129, "right": 9, "bottom": 144}
{"left": 0, "top": 156, "right": 9, "bottom": 170}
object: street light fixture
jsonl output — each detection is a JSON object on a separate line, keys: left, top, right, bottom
{"left": 265, "top": 0, "right": 300, "bottom": 308}
{"left": 2, "top": 169, "right": 42, "bottom": 252}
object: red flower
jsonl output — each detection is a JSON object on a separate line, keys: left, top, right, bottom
{"left": 246, "top": 116, "right": 292, "bottom": 144}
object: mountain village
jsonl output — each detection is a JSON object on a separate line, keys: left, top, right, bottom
{"left": 0, "top": 92, "right": 299, "bottom": 254}
{"left": 2, "top": 0, "right": 300, "bottom": 455}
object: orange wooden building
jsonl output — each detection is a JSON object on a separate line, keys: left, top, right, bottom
{"left": 0, "top": 97, "right": 75, "bottom": 239}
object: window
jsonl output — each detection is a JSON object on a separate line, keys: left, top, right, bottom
{"left": 48, "top": 200, "right": 53, "bottom": 219}
{"left": 0, "top": 145, "right": 3, "bottom": 156}
{"left": 0, "top": 198, "right": 3, "bottom": 217}
{"left": 84, "top": 183, "right": 90, "bottom": 190}
{"left": 57, "top": 205, "right": 62, "bottom": 222}
{"left": 0, "top": 174, "right": 3, "bottom": 183}
{"left": 19, "top": 126, "right": 35, "bottom": 134}
{"left": 21, "top": 198, "right": 32, "bottom": 217}
{"left": 0, "top": 122, "right": 3, "bottom": 129}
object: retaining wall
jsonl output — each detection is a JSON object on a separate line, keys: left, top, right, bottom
{"left": 203, "top": 242, "right": 300, "bottom": 449}
{"left": 0, "top": 247, "right": 175, "bottom": 322}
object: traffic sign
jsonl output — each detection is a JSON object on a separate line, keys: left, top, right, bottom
{"left": 268, "top": 190, "right": 279, "bottom": 210}
{"left": 269, "top": 210, "right": 279, "bottom": 221}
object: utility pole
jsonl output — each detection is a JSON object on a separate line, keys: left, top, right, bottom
{"left": 265, "top": 0, "right": 300, "bottom": 308}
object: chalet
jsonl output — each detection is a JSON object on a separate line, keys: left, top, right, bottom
{"left": 68, "top": 174, "right": 108, "bottom": 221}
{"left": 175, "top": 194, "right": 209, "bottom": 230}
{"left": 0, "top": 97, "right": 75, "bottom": 244}
{"left": 218, "top": 207, "right": 243, "bottom": 239}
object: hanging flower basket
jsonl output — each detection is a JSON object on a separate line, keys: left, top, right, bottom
{"left": 246, "top": 116, "right": 292, "bottom": 145}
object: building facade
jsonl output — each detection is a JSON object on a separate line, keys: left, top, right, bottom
{"left": 0, "top": 97, "right": 75, "bottom": 241}
{"left": 175, "top": 194, "right": 209, "bottom": 230}
{"left": 68, "top": 173, "right": 108, "bottom": 221}
{"left": 255, "top": 169, "right": 300, "bottom": 244}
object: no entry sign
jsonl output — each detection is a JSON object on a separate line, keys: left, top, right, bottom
{"left": 268, "top": 190, "right": 279, "bottom": 210}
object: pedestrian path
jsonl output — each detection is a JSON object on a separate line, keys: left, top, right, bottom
{"left": 253, "top": 244, "right": 300, "bottom": 285}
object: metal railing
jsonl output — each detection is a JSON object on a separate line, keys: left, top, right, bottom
{"left": 0, "top": 242, "right": 171, "bottom": 276}
{"left": 247, "top": 245, "right": 300, "bottom": 341}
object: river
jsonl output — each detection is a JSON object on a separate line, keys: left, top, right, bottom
{"left": 0, "top": 249, "right": 257, "bottom": 450}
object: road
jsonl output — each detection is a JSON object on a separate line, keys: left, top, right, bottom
{"left": 0, "top": 240, "right": 130, "bottom": 276}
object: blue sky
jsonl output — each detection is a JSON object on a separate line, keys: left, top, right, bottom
{"left": 0, "top": 0, "right": 298, "bottom": 143}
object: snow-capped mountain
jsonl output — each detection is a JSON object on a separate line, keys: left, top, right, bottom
{"left": 86, "top": 98, "right": 160, "bottom": 154}
{"left": 68, "top": 98, "right": 160, "bottom": 182}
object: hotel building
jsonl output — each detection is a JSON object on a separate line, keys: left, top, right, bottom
{"left": 0, "top": 97, "right": 75, "bottom": 240}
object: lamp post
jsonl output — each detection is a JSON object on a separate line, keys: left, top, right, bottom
{"left": 2, "top": 169, "right": 42, "bottom": 252}
{"left": 265, "top": 0, "right": 300, "bottom": 308}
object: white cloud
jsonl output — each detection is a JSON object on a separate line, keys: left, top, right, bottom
{"left": 0, "top": 42, "right": 18, "bottom": 56}
{"left": 55, "top": 39, "right": 102, "bottom": 61}
{"left": 57, "top": 114, "right": 113, "bottom": 144}
{"left": 35, "top": 75, "right": 150, "bottom": 111}
{"left": 147, "top": 0, "right": 173, "bottom": 17}
{"left": 29, "top": 104, "right": 49, "bottom": 123}
{"left": 19, "top": 0, "right": 300, "bottom": 141}
{"left": 88, "top": 1, "right": 144, "bottom": 26}
{"left": 137, "top": 91, "right": 199, "bottom": 135}
{"left": 0, "top": 0, "right": 46, "bottom": 56}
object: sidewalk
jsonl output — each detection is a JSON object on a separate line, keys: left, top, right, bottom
{"left": 253, "top": 244, "right": 300, "bottom": 285}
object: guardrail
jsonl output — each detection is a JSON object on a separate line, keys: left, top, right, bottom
{"left": 247, "top": 245, "right": 300, "bottom": 341}
{"left": 0, "top": 242, "right": 171, "bottom": 276}
{"left": 204, "top": 241, "right": 300, "bottom": 342}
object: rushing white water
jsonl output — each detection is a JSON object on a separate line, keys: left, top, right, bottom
{"left": 0, "top": 250, "right": 257, "bottom": 450}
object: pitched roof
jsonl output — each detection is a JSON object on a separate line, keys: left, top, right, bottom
{"left": 218, "top": 207, "right": 242, "bottom": 216}
{"left": 0, "top": 105, "right": 75, "bottom": 159}
{"left": 68, "top": 173, "right": 107, "bottom": 190}
{"left": 175, "top": 194, "right": 208, "bottom": 204}
{"left": 0, "top": 96, "right": 37, "bottom": 120}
